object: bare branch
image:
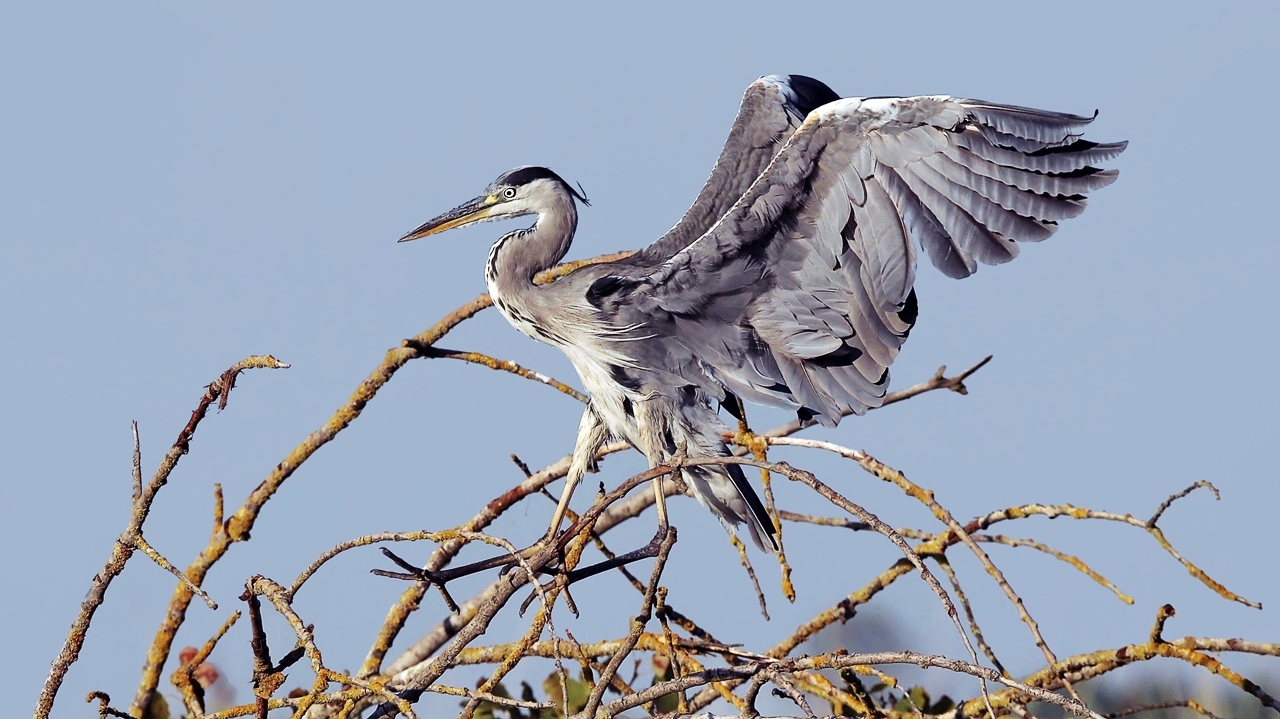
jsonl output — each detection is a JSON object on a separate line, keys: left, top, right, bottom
{"left": 966, "top": 635, "right": 1280, "bottom": 716}
{"left": 120, "top": 254, "right": 631, "bottom": 716}
{"left": 748, "top": 355, "right": 995, "bottom": 439}
{"left": 763, "top": 436, "right": 1079, "bottom": 701}
{"left": 702, "top": 451, "right": 994, "bottom": 709}
{"left": 47, "top": 263, "right": 1275, "bottom": 719}
{"left": 290, "top": 530, "right": 446, "bottom": 598}
{"left": 596, "top": 651, "right": 1102, "bottom": 719}
{"left": 969, "top": 502, "right": 1259, "bottom": 608}
{"left": 583, "top": 527, "right": 677, "bottom": 717}
{"left": 971, "top": 533, "right": 1133, "bottom": 605}
{"left": 413, "top": 345, "right": 588, "bottom": 403}
{"left": 1107, "top": 700, "right": 1226, "bottom": 719}
{"left": 171, "top": 610, "right": 240, "bottom": 717}
{"left": 35, "top": 355, "right": 289, "bottom": 719}
{"left": 131, "top": 533, "right": 217, "bottom": 609}
{"left": 130, "top": 421, "right": 142, "bottom": 505}
{"left": 936, "top": 555, "right": 1007, "bottom": 677}
{"left": 1149, "top": 480, "right": 1220, "bottom": 527}
{"left": 1150, "top": 603, "right": 1176, "bottom": 644}
{"left": 85, "top": 691, "right": 132, "bottom": 719}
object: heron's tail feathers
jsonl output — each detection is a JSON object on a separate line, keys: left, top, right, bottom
{"left": 681, "top": 461, "right": 779, "bottom": 554}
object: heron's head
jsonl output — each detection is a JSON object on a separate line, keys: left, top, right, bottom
{"left": 398, "top": 166, "right": 588, "bottom": 243}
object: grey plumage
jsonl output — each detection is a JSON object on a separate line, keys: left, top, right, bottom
{"left": 400, "top": 74, "right": 1125, "bottom": 553}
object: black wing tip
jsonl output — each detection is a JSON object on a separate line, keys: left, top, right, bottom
{"left": 783, "top": 74, "right": 841, "bottom": 112}
{"left": 759, "top": 73, "right": 841, "bottom": 117}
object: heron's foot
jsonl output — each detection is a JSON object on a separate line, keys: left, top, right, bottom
{"left": 519, "top": 560, "right": 582, "bottom": 617}
{"left": 669, "top": 442, "right": 688, "bottom": 466}
{"left": 518, "top": 523, "right": 674, "bottom": 616}
{"left": 372, "top": 539, "right": 550, "bottom": 613}
{"left": 664, "top": 444, "right": 690, "bottom": 492}
{"left": 370, "top": 547, "right": 461, "bottom": 613}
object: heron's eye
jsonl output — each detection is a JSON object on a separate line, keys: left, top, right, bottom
{"left": 502, "top": 187, "right": 517, "bottom": 199}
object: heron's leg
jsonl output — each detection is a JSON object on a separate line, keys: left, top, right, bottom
{"left": 635, "top": 399, "right": 674, "bottom": 532}
{"left": 652, "top": 475, "right": 669, "bottom": 528}
{"left": 651, "top": 444, "right": 678, "bottom": 530}
{"left": 547, "top": 405, "right": 608, "bottom": 542}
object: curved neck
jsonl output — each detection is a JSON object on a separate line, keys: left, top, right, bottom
{"left": 485, "top": 189, "right": 578, "bottom": 293}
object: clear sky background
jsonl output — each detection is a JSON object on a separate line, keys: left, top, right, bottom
{"left": 4, "top": 2, "right": 1278, "bottom": 716}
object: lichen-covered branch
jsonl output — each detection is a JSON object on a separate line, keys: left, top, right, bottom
{"left": 42, "top": 272, "right": 1276, "bottom": 719}
{"left": 35, "top": 355, "right": 289, "bottom": 719}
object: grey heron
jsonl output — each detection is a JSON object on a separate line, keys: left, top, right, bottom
{"left": 399, "top": 74, "right": 1125, "bottom": 554}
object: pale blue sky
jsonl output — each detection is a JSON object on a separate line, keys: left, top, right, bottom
{"left": 4, "top": 2, "right": 1278, "bottom": 715}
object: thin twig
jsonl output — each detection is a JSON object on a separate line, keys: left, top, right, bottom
{"left": 423, "top": 684, "right": 556, "bottom": 711}
{"left": 882, "top": 356, "right": 994, "bottom": 407}
{"left": 241, "top": 579, "right": 274, "bottom": 719}
{"left": 973, "top": 533, "right": 1133, "bottom": 604}
{"left": 131, "top": 533, "right": 218, "bottom": 609}
{"left": 735, "top": 418, "right": 796, "bottom": 603}
{"left": 936, "top": 555, "right": 1007, "bottom": 676}
{"left": 729, "top": 533, "right": 770, "bottom": 620}
{"left": 745, "top": 356, "right": 994, "bottom": 439}
{"left": 1151, "top": 603, "right": 1177, "bottom": 643}
{"left": 1149, "top": 480, "right": 1220, "bottom": 527}
{"left": 131, "top": 421, "right": 142, "bottom": 505}
{"left": 290, "top": 530, "right": 446, "bottom": 598}
{"left": 416, "top": 346, "right": 588, "bottom": 403}
{"left": 86, "top": 692, "right": 132, "bottom": 719}
{"left": 1106, "top": 700, "right": 1225, "bottom": 719}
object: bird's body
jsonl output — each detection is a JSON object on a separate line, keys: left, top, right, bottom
{"left": 475, "top": 166, "right": 780, "bottom": 549}
{"left": 401, "top": 75, "right": 1125, "bottom": 553}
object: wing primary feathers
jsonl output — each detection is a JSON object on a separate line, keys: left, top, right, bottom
{"left": 962, "top": 101, "right": 1098, "bottom": 142}
{"left": 943, "top": 144, "right": 1120, "bottom": 196}
{"left": 954, "top": 130, "right": 1127, "bottom": 173}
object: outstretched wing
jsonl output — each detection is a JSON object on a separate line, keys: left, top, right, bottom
{"left": 592, "top": 95, "right": 1126, "bottom": 425}
{"left": 621, "top": 74, "right": 840, "bottom": 266}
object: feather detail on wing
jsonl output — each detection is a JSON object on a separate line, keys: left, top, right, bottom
{"left": 622, "top": 75, "right": 841, "bottom": 266}
{"left": 591, "top": 90, "right": 1124, "bottom": 426}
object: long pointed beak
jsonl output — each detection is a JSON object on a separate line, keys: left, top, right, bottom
{"left": 398, "top": 194, "right": 497, "bottom": 242}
